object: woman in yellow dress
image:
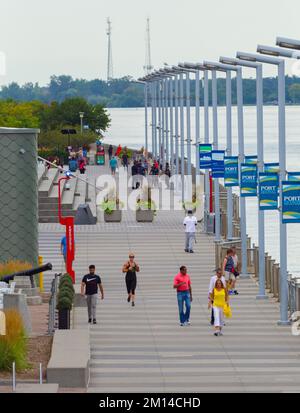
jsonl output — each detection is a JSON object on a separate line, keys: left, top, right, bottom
{"left": 209, "top": 279, "right": 229, "bottom": 336}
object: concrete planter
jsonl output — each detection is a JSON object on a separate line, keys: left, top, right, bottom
{"left": 104, "top": 210, "right": 122, "bottom": 222}
{"left": 136, "top": 209, "right": 155, "bottom": 223}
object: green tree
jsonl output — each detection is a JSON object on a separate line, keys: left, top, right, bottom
{"left": 288, "top": 84, "right": 300, "bottom": 104}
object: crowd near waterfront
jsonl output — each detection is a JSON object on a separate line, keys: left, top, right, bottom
{"left": 107, "top": 106, "right": 300, "bottom": 277}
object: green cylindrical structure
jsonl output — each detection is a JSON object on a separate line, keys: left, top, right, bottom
{"left": 1, "top": 128, "right": 40, "bottom": 265}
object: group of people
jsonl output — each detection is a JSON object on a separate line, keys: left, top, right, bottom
{"left": 79, "top": 248, "right": 238, "bottom": 336}
{"left": 80, "top": 254, "right": 140, "bottom": 323}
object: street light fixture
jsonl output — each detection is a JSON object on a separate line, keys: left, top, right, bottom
{"left": 79, "top": 112, "right": 84, "bottom": 135}
{"left": 276, "top": 36, "right": 300, "bottom": 50}
{"left": 237, "top": 50, "right": 288, "bottom": 325}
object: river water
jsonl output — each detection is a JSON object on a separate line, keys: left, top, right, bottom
{"left": 107, "top": 106, "right": 300, "bottom": 277}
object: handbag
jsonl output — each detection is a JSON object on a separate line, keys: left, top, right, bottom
{"left": 223, "top": 303, "right": 232, "bottom": 319}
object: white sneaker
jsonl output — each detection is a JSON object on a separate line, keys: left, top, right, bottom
{"left": 180, "top": 323, "right": 185, "bottom": 327}
{"left": 185, "top": 321, "right": 191, "bottom": 326}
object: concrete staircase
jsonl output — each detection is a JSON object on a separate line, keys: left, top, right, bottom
{"left": 38, "top": 166, "right": 95, "bottom": 224}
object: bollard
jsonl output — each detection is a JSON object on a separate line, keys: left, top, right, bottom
{"left": 39, "top": 363, "right": 43, "bottom": 384}
{"left": 265, "top": 254, "right": 271, "bottom": 291}
{"left": 38, "top": 256, "right": 44, "bottom": 293}
{"left": 273, "top": 264, "right": 280, "bottom": 300}
{"left": 12, "top": 362, "right": 16, "bottom": 392}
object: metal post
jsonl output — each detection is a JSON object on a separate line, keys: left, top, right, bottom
{"left": 204, "top": 70, "right": 210, "bottom": 232}
{"left": 236, "top": 67, "right": 249, "bottom": 277}
{"left": 12, "top": 361, "right": 16, "bottom": 392}
{"left": 175, "top": 75, "right": 179, "bottom": 175}
{"left": 226, "top": 70, "right": 233, "bottom": 240}
{"left": 186, "top": 72, "right": 192, "bottom": 176}
{"left": 278, "top": 60, "right": 289, "bottom": 325}
{"left": 162, "top": 79, "right": 166, "bottom": 168}
{"left": 212, "top": 70, "right": 221, "bottom": 241}
{"left": 256, "top": 64, "right": 268, "bottom": 300}
{"left": 165, "top": 78, "right": 169, "bottom": 168}
{"left": 158, "top": 80, "right": 162, "bottom": 162}
{"left": 154, "top": 81, "right": 158, "bottom": 159}
{"left": 144, "top": 83, "right": 148, "bottom": 152}
{"left": 169, "top": 77, "right": 174, "bottom": 174}
{"left": 195, "top": 70, "right": 200, "bottom": 175}
{"left": 179, "top": 73, "right": 185, "bottom": 201}
{"left": 39, "top": 363, "right": 43, "bottom": 384}
{"left": 151, "top": 82, "right": 155, "bottom": 157}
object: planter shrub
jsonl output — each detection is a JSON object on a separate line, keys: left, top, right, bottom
{"left": 0, "top": 310, "right": 28, "bottom": 371}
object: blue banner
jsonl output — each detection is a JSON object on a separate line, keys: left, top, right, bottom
{"left": 241, "top": 164, "right": 258, "bottom": 197}
{"left": 282, "top": 181, "right": 300, "bottom": 224}
{"left": 288, "top": 172, "right": 300, "bottom": 182}
{"left": 211, "top": 150, "right": 225, "bottom": 179}
{"left": 265, "top": 163, "right": 280, "bottom": 174}
{"left": 245, "top": 155, "right": 258, "bottom": 165}
{"left": 199, "top": 144, "right": 212, "bottom": 170}
{"left": 224, "top": 156, "right": 239, "bottom": 187}
{"left": 259, "top": 173, "right": 279, "bottom": 210}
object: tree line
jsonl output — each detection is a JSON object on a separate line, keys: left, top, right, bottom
{"left": 2, "top": 75, "right": 300, "bottom": 107}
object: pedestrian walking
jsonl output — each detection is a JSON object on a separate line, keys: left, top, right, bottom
{"left": 81, "top": 265, "right": 104, "bottom": 325}
{"left": 60, "top": 235, "right": 67, "bottom": 269}
{"left": 209, "top": 279, "right": 229, "bottom": 336}
{"left": 131, "top": 161, "right": 138, "bottom": 189}
{"left": 122, "top": 254, "right": 140, "bottom": 307}
{"left": 173, "top": 266, "right": 193, "bottom": 326}
{"left": 78, "top": 158, "right": 86, "bottom": 175}
{"left": 223, "top": 248, "right": 237, "bottom": 295}
{"left": 208, "top": 268, "right": 227, "bottom": 326}
{"left": 183, "top": 210, "right": 197, "bottom": 253}
{"left": 108, "top": 145, "right": 113, "bottom": 160}
{"left": 109, "top": 156, "right": 118, "bottom": 176}
{"left": 122, "top": 152, "right": 129, "bottom": 170}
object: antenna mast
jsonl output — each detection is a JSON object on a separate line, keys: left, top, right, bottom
{"left": 144, "top": 17, "right": 153, "bottom": 75}
{"left": 107, "top": 17, "right": 113, "bottom": 82}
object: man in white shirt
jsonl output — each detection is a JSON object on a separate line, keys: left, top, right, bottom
{"left": 208, "top": 268, "right": 227, "bottom": 326}
{"left": 183, "top": 210, "right": 198, "bottom": 253}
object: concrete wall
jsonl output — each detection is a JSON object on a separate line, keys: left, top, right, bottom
{"left": 0, "top": 128, "right": 40, "bottom": 265}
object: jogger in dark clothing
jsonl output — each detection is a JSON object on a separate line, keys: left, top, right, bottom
{"left": 122, "top": 254, "right": 140, "bottom": 307}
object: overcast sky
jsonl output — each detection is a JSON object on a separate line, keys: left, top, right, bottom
{"left": 1, "top": 0, "right": 300, "bottom": 86}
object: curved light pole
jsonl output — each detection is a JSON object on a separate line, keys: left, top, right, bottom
{"left": 220, "top": 56, "right": 267, "bottom": 299}
{"left": 203, "top": 61, "right": 248, "bottom": 275}
{"left": 237, "top": 50, "right": 288, "bottom": 325}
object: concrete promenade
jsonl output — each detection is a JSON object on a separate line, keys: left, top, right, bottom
{"left": 38, "top": 164, "right": 300, "bottom": 393}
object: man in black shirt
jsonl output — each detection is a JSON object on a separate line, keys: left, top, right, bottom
{"left": 81, "top": 265, "right": 104, "bottom": 324}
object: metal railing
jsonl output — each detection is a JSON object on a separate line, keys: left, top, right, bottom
{"left": 48, "top": 273, "right": 61, "bottom": 335}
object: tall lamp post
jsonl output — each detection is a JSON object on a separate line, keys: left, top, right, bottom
{"left": 203, "top": 61, "right": 248, "bottom": 276}
{"left": 237, "top": 50, "right": 288, "bottom": 325}
{"left": 79, "top": 112, "right": 84, "bottom": 135}
{"left": 220, "top": 56, "right": 267, "bottom": 299}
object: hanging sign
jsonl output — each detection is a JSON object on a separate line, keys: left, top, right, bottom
{"left": 199, "top": 144, "right": 212, "bottom": 170}
{"left": 288, "top": 172, "right": 300, "bottom": 182}
{"left": 224, "top": 156, "right": 239, "bottom": 187}
{"left": 241, "top": 164, "right": 258, "bottom": 197}
{"left": 264, "top": 163, "right": 280, "bottom": 174}
{"left": 282, "top": 181, "right": 300, "bottom": 224}
{"left": 259, "top": 173, "right": 279, "bottom": 211}
{"left": 211, "top": 150, "right": 225, "bottom": 178}
{"left": 245, "top": 155, "right": 258, "bottom": 165}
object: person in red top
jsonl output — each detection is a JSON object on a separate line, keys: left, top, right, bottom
{"left": 173, "top": 266, "right": 193, "bottom": 327}
{"left": 115, "top": 144, "right": 122, "bottom": 157}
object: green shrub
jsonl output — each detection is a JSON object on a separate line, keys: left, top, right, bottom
{"left": 57, "top": 296, "right": 73, "bottom": 311}
{"left": 0, "top": 310, "right": 28, "bottom": 372}
{"left": 57, "top": 274, "right": 75, "bottom": 311}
